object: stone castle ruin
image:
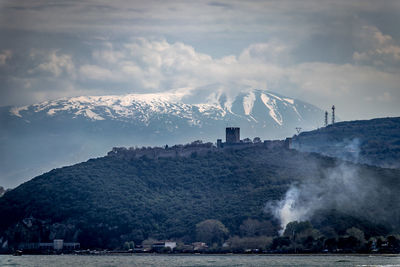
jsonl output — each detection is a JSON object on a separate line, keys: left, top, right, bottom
{"left": 108, "top": 127, "right": 292, "bottom": 160}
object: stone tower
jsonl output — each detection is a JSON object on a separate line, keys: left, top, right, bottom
{"left": 226, "top": 127, "right": 240, "bottom": 144}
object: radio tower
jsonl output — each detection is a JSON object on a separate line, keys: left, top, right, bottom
{"left": 332, "top": 105, "right": 335, "bottom": 124}
{"left": 325, "top": 111, "right": 328, "bottom": 127}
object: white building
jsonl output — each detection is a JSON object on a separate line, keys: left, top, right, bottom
{"left": 164, "top": 241, "right": 177, "bottom": 250}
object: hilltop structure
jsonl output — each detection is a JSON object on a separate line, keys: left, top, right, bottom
{"left": 109, "top": 127, "right": 292, "bottom": 160}
{"left": 323, "top": 105, "right": 336, "bottom": 127}
{"left": 226, "top": 127, "right": 240, "bottom": 144}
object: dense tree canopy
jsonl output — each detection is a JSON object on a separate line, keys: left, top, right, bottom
{"left": 0, "top": 144, "right": 399, "bottom": 250}
{"left": 196, "top": 219, "right": 229, "bottom": 245}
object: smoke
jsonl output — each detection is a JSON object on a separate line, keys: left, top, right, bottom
{"left": 291, "top": 137, "right": 362, "bottom": 164}
{"left": 265, "top": 139, "right": 398, "bottom": 234}
{"left": 267, "top": 185, "right": 316, "bottom": 235}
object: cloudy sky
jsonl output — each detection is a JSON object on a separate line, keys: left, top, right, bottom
{"left": 0, "top": 0, "right": 399, "bottom": 120}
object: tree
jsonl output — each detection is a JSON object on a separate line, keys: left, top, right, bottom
{"left": 271, "top": 236, "right": 291, "bottom": 250}
{"left": 196, "top": 219, "right": 229, "bottom": 246}
{"left": 227, "top": 236, "right": 272, "bottom": 251}
{"left": 283, "top": 221, "right": 322, "bottom": 252}
{"left": 283, "top": 221, "right": 313, "bottom": 237}
{"left": 123, "top": 241, "right": 135, "bottom": 250}
{"left": 142, "top": 238, "right": 157, "bottom": 249}
{"left": 387, "top": 235, "right": 400, "bottom": 252}
{"left": 253, "top": 137, "right": 261, "bottom": 143}
{"left": 346, "top": 227, "right": 365, "bottom": 244}
{"left": 240, "top": 219, "right": 260, "bottom": 237}
{"left": 346, "top": 227, "right": 366, "bottom": 250}
{"left": 240, "top": 219, "right": 276, "bottom": 237}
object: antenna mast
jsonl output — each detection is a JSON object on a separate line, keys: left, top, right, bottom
{"left": 324, "top": 111, "right": 328, "bottom": 127}
{"left": 331, "top": 105, "right": 335, "bottom": 124}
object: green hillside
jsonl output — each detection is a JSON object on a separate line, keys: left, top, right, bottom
{"left": 293, "top": 117, "right": 400, "bottom": 168}
{"left": 1, "top": 144, "right": 399, "bottom": 250}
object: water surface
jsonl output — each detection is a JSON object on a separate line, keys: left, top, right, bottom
{"left": 1, "top": 254, "right": 400, "bottom": 267}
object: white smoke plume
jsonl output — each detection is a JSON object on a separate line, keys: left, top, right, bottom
{"left": 267, "top": 186, "right": 314, "bottom": 235}
{"left": 265, "top": 139, "right": 398, "bottom": 234}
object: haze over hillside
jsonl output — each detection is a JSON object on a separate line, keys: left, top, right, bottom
{"left": 292, "top": 117, "right": 400, "bottom": 169}
{"left": 0, "top": 88, "right": 323, "bottom": 188}
{"left": 1, "top": 142, "right": 399, "bottom": 250}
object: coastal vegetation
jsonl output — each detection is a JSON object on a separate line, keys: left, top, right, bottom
{"left": 1, "top": 143, "right": 399, "bottom": 253}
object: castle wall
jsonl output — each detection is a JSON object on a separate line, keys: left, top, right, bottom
{"left": 226, "top": 127, "right": 240, "bottom": 143}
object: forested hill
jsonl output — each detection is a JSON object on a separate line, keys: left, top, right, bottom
{"left": 1, "top": 145, "right": 400, "bottom": 250}
{"left": 292, "top": 117, "right": 400, "bottom": 168}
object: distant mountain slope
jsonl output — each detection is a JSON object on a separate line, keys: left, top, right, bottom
{"left": 8, "top": 90, "right": 321, "bottom": 132}
{"left": 0, "top": 146, "right": 399, "bottom": 249}
{"left": 292, "top": 117, "right": 400, "bottom": 168}
{"left": 0, "top": 89, "right": 324, "bottom": 188}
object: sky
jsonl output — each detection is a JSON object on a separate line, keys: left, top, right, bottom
{"left": 0, "top": 0, "right": 400, "bottom": 120}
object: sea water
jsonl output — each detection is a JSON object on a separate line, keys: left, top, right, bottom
{"left": 1, "top": 254, "right": 400, "bottom": 267}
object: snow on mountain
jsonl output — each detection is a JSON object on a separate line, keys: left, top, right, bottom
{"left": 1, "top": 89, "right": 323, "bottom": 188}
{"left": 243, "top": 91, "right": 256, "bottom": 116}
{"left": 260, "top": 93, "right": 283, "bottom": 125}
{"left": 9, "top": 89, "right": 319, "bottom": 129}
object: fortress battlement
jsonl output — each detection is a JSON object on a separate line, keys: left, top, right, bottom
{"left": 107, "top": 135, "right": 292, "bottom": 160}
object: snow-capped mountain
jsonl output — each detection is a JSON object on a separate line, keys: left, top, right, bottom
{"left": 9, "top": 89, "right": 321, "bottom": 133}
{"left": 10, "top": 92, "right": 226, "bottom": 126}
{"left": 0, "top": 89, "right": 323, "bottom": 188}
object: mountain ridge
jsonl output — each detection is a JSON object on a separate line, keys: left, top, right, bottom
{"left": 292, "top": 116, "right": 400, "bottom": 169}
{"left": 8, "top": 89, "right": 317, "bottom": 127}
{"left": 0, "top": 89, "right": 324, "bottom": 188}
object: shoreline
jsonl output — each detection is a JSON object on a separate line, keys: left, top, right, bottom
{"left": 5, "top": 253, "right": 400, "bottom": 257}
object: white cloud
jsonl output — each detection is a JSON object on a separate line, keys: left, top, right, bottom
{"left": 79, "top": 38, "right": 288, "bottom": 96}
{"left": 353, "top": 26, "right": 400, "bottom": 66}
{"left": 1, "top": 1, "right": 399, "bottom": 121}
{"left": 285, "top": 62, "right": 400, "bottom": 115}
{"left": 92, "top": 43, "right": 124, "bottom": 64}
{"left": 0, "top": 50, "right": 12, "bottom": 65}
{"left": 79, "top": 64, "right": 116, "bottom": 81}
{"left": 30, "top": 51, "right": 75, "bottom": 77}
{"left": 3, "top": 37, "right": 400, "bottom": 120}
{"left": 239, "top": 41, "right": 292, "bottom": 64}
{"left": 71, "top": 39, "right": 399, "bottom": 119}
